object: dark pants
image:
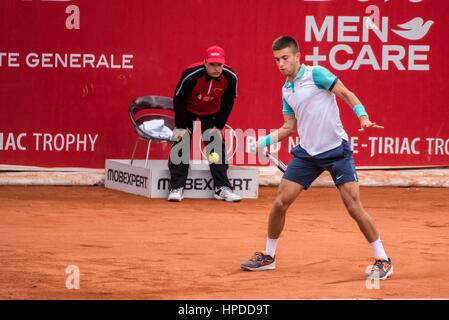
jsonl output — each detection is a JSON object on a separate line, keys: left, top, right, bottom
{"left": 168, "top": 112, "right": 232, "bottom": 190}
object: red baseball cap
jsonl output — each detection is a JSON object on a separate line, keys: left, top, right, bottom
{"left": 205, "top": 45, "right": 225, "bottom": 64}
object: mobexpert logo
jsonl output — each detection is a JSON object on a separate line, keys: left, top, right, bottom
{"left": 157, "top": 178, "right": 253, "bottom": 191}
{"left": 304, "top": 8, "right": 434, "bottom": 71}
{"left": 107, "top": 169, "right": 148, "bottom": 189}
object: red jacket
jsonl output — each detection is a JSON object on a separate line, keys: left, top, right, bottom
{"left": 173, "top": 63, "right": 237, "bottom": 129}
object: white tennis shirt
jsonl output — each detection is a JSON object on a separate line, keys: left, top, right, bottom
{"left": 282, "top": 64, "right": 349, "bottom": 156}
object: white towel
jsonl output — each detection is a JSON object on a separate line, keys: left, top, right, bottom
{"left": 139, "top": 119, "right": 173, "bottom": 140}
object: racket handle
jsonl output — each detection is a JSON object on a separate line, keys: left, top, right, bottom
{"left": 265, "top": 151, "right": 286, "bottom": 173}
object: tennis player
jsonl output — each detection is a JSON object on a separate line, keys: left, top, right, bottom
{"left": 241, "top": 35, "right": 393, "bottom": 280}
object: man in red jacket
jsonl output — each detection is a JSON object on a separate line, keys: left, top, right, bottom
{"left": 168, "top": 46, "right": 241, "bottom": 202}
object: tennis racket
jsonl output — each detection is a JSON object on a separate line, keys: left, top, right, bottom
{"left": 265, "top": 150, "right": 287, "bottom": 173}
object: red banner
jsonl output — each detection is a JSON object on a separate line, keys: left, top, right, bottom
{"left": 1, "top": 0, "right": 448, "bottom": 168}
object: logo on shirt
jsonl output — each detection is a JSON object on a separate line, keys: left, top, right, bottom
{"left": 197, "top": 93, "right": 215, "bottom": 102}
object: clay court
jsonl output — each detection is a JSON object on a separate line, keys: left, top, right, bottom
{"left": 1, "top": 185, "right": 448, "bottom": 299}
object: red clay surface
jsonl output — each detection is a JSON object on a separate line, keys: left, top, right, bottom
{"left": 1, "top": 186, "right": 449, "bottom": 299}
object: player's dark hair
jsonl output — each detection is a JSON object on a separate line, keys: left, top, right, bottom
{"left": 272, "top": 35, "right": 300, "bottom": 53}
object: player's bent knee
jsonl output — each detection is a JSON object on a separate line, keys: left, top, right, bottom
{"left": 278, "top": 180, "right": 303, "bottom": 198}
{"left": 271, "top": 179, "right": 303, "bottom": 213}
{"left": 346, "top": 202, "right": 365, "bottom": 220}
{"left": 273, "top": 195, "right": 295, "bottom": 213}
{"left": 272, "top": 200, "right": 287, "bottom": 213}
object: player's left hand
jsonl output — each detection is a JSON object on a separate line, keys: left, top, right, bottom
{"left": 247, "top": 139, "right": 258, "bottom": 154}
{"left": 359, "top": 116, "right": 384, "bottom": 132}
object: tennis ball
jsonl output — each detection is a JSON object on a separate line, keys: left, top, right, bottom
{"left": 208, "top": 152, "right": 220, "bottom": 164}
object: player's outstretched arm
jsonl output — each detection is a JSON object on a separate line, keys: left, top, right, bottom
{"left": 249, "top": 115, "right": 296, "bottom": 153}
{"left": 331, "top": 80, "right": 384, "bottom": 132}
{"left": 273, "top": 114, "right": 297, "bottom": 142}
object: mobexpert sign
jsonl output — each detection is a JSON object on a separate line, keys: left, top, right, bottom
{"left": 150, "top": 168, "right": 258, "bottom": 199}
{"left": 105, "top": 160, "right": 151, "bottom": 197}
{"left": 104, "top": 159, "right": 259, "bottom": 199}
{"left": 107, "top": 169, "right": 148, "bottom": 189}
{"left": 156, "top": 177, "right": 254, "bottom": 192}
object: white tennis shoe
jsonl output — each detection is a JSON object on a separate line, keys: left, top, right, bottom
{"left": 168, "top": 187, "right": 184, "bottom": 202}
{"left": 214, "top": 186, "right": 241, "bottom": 202}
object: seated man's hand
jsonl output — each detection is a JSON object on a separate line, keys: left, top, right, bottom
{"left": 172, "top": 128, "right": 190, "bottom": 142}
{"left": 209, "top": 127, "right": 224, "bottom": 140}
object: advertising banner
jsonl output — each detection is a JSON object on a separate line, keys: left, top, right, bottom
{"left": 1, "top": 0, "right": 447, "bottom": 168}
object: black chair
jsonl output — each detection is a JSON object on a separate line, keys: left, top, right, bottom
{"left": 128, "top": 95, "right": 175, "bottom": 168}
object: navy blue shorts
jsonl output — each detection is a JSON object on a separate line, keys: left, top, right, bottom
{"left": 283, "top": 140, "right": 358, "bottom": 190}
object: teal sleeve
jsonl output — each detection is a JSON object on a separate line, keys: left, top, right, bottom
{"left": 312, "top": 66, "right": 338, "bottom": 91}
{"left": 282, "top": 98, "right": 294, "bottom": 116}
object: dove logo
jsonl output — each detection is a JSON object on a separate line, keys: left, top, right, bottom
{"left": 392, "top": 18, "right": 434, "bottom": 41}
